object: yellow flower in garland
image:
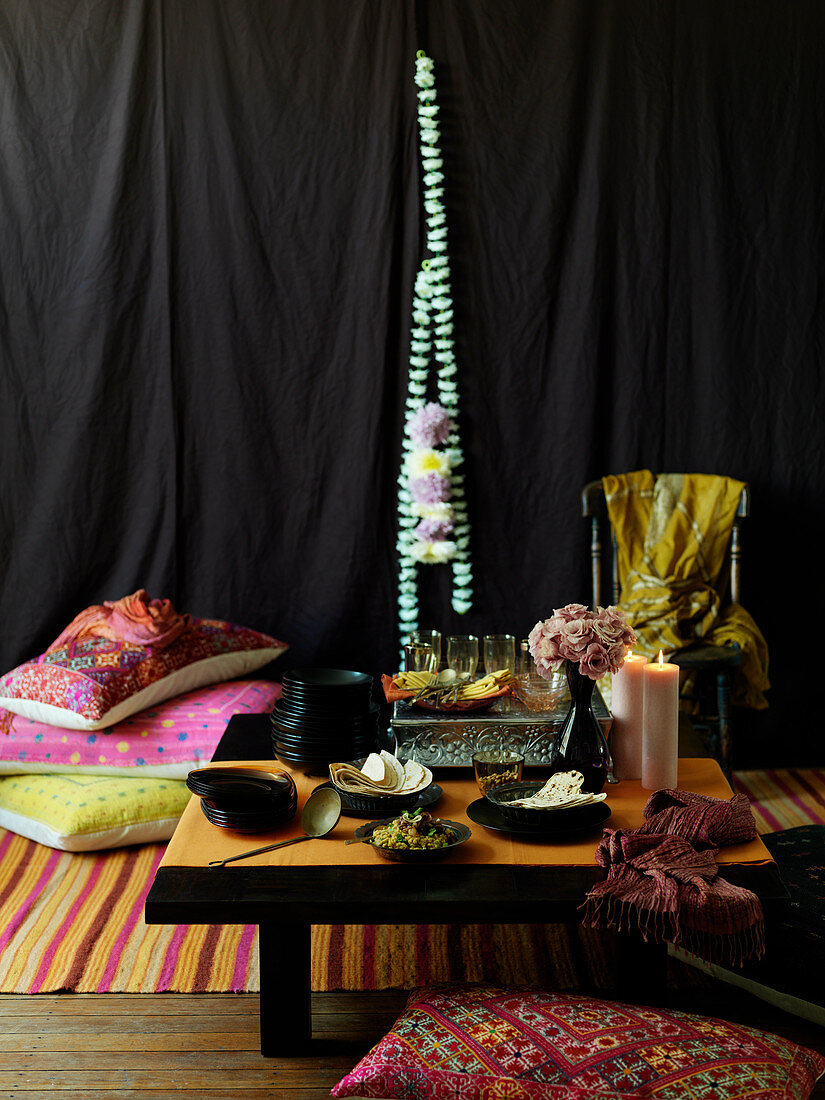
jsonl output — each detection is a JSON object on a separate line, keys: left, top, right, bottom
{"left": 406, "top": 447, "right": 451, "bottom": 479}
{"left": 411, "top": 539, "right": 456, "bottom": 564}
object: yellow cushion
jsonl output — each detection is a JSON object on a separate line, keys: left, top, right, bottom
{"left": 0, "top": 774, "right": 189, "bottom": 851}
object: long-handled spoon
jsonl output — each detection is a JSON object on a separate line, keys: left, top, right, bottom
{"left": 208, "top": 787, "right": 342, "bottom": 867}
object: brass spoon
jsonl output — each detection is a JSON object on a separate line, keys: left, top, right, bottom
{"left": 208, "top": 787, "right": 342, "bottom": 867}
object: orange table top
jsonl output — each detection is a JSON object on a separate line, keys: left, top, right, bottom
{"left": 161, "top": 758, "right": 773, "bottom": 871}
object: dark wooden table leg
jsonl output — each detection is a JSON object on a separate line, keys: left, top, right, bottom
{"left": 259, "top": 921, "right": 311, "bottom": 1056}
{"left": 613, "top": 930, "right": 668, "bottom": 1004}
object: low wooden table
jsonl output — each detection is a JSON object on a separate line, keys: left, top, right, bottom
{"left": 145, "top": 715, "right": 784, "bottom": 1056}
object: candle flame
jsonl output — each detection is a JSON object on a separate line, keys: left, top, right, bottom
{"left": 658, "top": 650, "right": 664, "bottom": 668}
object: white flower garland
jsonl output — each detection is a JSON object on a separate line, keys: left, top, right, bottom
{"left": 396, "top": 52, "right": 473, "bottom": 654}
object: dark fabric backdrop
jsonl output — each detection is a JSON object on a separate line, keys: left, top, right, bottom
{"left": 1, "top": 1, "right": 823, "bottom": 764}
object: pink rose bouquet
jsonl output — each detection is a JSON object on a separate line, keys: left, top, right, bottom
{"left": 528, "top": 604, "right": 637, "bottom": 681}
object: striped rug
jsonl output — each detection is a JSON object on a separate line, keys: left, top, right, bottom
{"left": 732, "top": 768, "right": 825, "bottom": 834}
{"left": 2, "top": 767, "right": 824, "bottom": 994}
{"left": 0, "top": 829, "right": 258, "bottom": 993}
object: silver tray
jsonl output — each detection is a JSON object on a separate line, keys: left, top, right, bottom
{"left": 391, "top": 690, "right": 612, "bottom": 768}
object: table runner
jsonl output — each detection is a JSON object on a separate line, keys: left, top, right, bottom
{"left": 160, "top": 758, "right": 773, "bottom": 870}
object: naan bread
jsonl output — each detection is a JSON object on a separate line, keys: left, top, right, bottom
{"left": 508, "top": 770, "right": 607, "bottom": 809}
{"left": 329, "top": 751, "right": 432, "bottom": 796}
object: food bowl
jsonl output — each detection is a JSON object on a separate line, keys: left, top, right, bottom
{"left": 329, "top": 756, "right": 435, "bottom": 814}
{"left": 484, "top": 781, "right": 598, "bottom": 827}
{"left": 354, "top": 818, "right": 471, "bottom": 862}
{"left": 334, "top": 786, "right": 424, "bottom": 815}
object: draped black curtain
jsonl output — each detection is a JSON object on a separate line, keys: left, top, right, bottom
{"left": 1, "top": 1, "right": 823, "bottom": 764}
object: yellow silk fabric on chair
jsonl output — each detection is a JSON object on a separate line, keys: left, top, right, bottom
{"left": 602, "top": 470, "right": 769, "bottom": 708}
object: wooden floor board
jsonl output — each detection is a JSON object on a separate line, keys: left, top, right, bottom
{"left": 0, "top": 988, "right": 821, "bottom": 1098}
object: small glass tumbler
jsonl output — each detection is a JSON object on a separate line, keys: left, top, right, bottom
{"left": 446, "top": 634, "right": 479, "bottom": 681}
{"left": 408, "top": 629, "right": 442, "bottom": 667}
{"left": 472, "top": 750, "right": 525, "bottom": 796}
{"left": 404, "top": 643, "right": 437, "bottom": 674}
{"left": 483, "top": 634, "right": 516, "bottom": 675}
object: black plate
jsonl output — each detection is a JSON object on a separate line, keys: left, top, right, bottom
{"left": 200, "top": 798, "right": 297, "bottom": 833}
{"left": 282, "top": 669, "right": 373, "bottom": 690}
{"left": 353, "top": 818, "right": 471, "bottom": 862}
{"left": 271, "top": 710, "right": 378, "bottom": 734}
{"left": 272, "top": 746, "right": 377, "bottom": 776}
{"left": 313, "top": 780, "right": 442, "bottom": 818}
{"left": 465, "top": 798, "right": 611, "bottom": 838}
{"left": 186, "top": 767, "right": 295, "bottom": 804}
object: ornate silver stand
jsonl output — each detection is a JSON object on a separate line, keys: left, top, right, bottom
{"left": 391, "top": 690, "right": 613, "bottom": 768}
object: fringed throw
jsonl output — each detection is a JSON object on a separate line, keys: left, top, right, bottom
{"left": 582, "top": 787, "right": 765, "bottom": 966}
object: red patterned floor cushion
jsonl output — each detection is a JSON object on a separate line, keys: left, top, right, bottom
{"left": 0, "top": 619, "right": 287, "bottom": 730}
{"left": 331, "top": 984, "right": 825, "bottom": 1099}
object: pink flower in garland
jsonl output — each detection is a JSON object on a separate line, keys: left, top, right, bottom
{"left": 414, "top": 516, "right": 454, "bottom": 542}
{"left": 409, "top": 473, "right": 451, "bottom": 504}
{"left": 408, "top": 402, "right": 453, "bottom": 448}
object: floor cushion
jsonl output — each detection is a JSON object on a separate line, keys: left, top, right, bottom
{"left": 0, "top": 773, "right": 190, "bottom": 851}
{"left": 0, "top": 679, "right": 281, "bottom": 778}
{"left": 331, "top": 983, "right": 825, "bottom": 1099}
{"left": 0, "top": 617, "right": 287, "bottom": 730}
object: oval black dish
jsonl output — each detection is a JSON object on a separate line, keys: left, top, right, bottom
{"left": 466, "top": 797, "right": 610, "bottom": 838}
{"left": 485, "top": 781, "right": 606, "bottom": 828}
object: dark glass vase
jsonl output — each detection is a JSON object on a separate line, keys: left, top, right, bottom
{"left": 549, "top": 661, "right": 610, "bottom": 793}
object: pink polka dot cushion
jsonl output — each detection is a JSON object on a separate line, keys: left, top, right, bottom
{"left": 0, "top": 680, "right": 280, "bottom": 778}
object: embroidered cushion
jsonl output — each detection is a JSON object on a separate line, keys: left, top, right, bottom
{"left": 0, "top": 680, "right": 280, "bottom": 778}
{"left": 331, "top": 984, "right": 825, "bottom": 1100}
{"left": 0, "top": 774, "right": 190, "bottom": 851}
{"left": 0, "top": 618, "right": 287, "bottom": 731}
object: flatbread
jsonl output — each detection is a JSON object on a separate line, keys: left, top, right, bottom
{"left": 329, "top": 752, "right": 432, "bottom": 796}
{"left": 508, "top": 770, "right": 607, "bottom": 809}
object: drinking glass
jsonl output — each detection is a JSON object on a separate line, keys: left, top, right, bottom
{"left": 446, "top": 634, "right": 478, "bottom": 681}
{"left": 404, "top": 642, "right": 437, "bottom": 674}
{"left": 472, "top": 750, "right": 524, "bottom": 796}
{"left": 408, "top": 629, "right": 441, "bottom": 666}
{"left": 483, "top": 634, "right": 516, "bottom": 675}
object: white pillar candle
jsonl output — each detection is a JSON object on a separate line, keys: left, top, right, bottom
{"left": 642, "top": 651, "right": 679, "bottom": 790}
{"left": 610, "top": 651, "right": 647, "bottom": 780}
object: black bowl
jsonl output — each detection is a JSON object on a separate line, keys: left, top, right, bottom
{"left": 328, "top": 756, "right": 431, "bottom": 814}
{"left": 484, "top": 782, "right": 603, "bottom": 827}
{"left": 315, "top": 780, "right": 443, "bottom": 818}
{"left": 353, "top": 818, "right": 471, "bottom": 862}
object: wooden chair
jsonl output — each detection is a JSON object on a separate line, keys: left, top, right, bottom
{"left": 582, "top": 479, "right": 750, "bottom": 774}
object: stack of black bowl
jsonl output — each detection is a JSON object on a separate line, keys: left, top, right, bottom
{"left": 271, "top": 669, "right": 379, "bottom": 775}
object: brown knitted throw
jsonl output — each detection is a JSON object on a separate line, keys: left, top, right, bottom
{"left": 581, "top": 788, "right": 765, "bottom": 966}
